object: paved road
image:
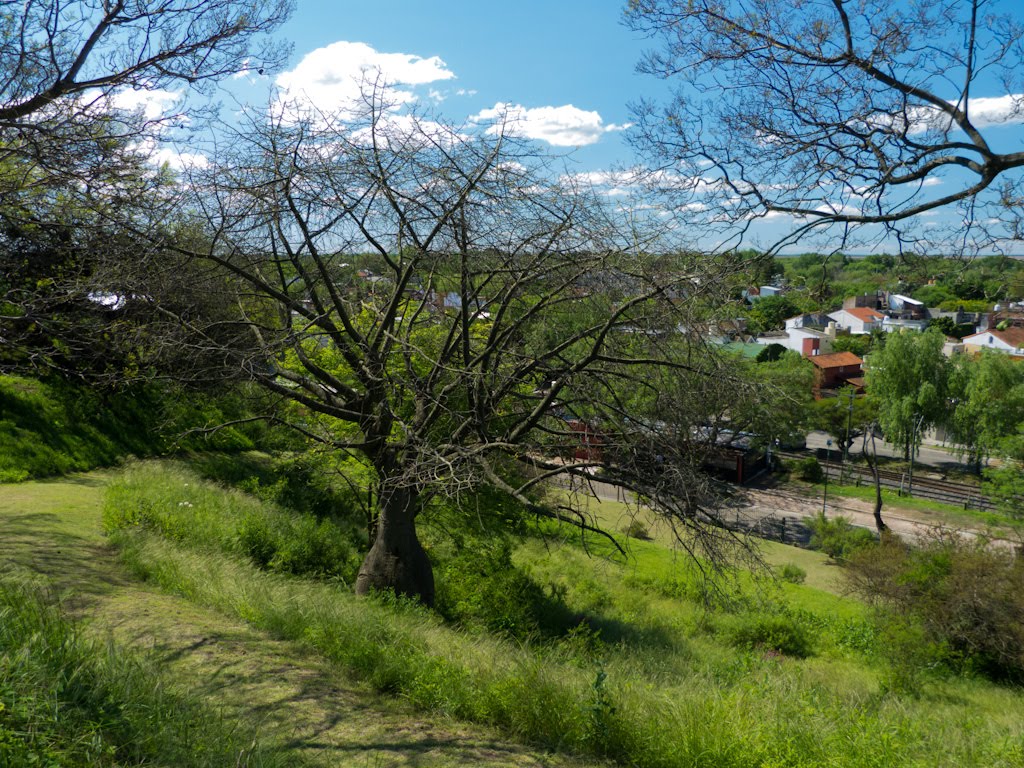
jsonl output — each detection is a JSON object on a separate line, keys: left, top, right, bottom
{"left": 804, "top": 430, "right": 977, "bottom": 473}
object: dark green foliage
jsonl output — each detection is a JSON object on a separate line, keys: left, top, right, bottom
{"left": 807, "top": 515, "right": 876, "bottom": 561}
{"left": 795, "top": 456, "right": 823, "bottom": 482}
{"left": 434, "top": 537, "right": 570, "bottom": 639}
{"left": 847, "top": 533, "right": 1024, "bottom": 682}
{"left": 191, "top": 450, "right": 360, "bottom": 520}
{"left": 103, "top": 463, "right": 365, "bottom": 586}
{"left": 0, "top": 376, "right": 158, "bottom": 481}
{"left": 622, "top": 519, "right": 650, "bottom": 539}
{"left": 746, "top": 294, "right": 801, "bottom": 333}
{"left": 829, "top": 333, "right": 873, "bottom": 357}
{"left": 728, "top": 612, "right": 812, "bottom": 657}
{"left": 927, "top": 316, "right": 975, "bottom": 340}
{"left": 0, "top": 375, "right": 286, "bottom": 482}
{"left": 238, "top": 511, "right": 361, "bottom": 582}
{"left": 755, "top": 343, "right": 787, "bottom": 363}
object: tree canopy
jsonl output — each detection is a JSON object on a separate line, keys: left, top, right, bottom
{"left": 148, "top": 93, "right": 750, "bottom": 604}
{"left": 627, "top": 0, "right": 1024, "bottom": 253}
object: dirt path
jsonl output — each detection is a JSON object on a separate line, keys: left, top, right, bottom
{"left": 0, "top": 475, "right": 596, "bottom": 768}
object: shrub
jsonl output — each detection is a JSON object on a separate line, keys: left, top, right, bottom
{"left": 728, "top": 612, "right": 812, "bottom": 658}
{"left": 779, "top": 562, "right": 806, "bottom": 584}
{"left": 846, "top": 531, "right": 1024, "bottom": 682}
{"left": 622, "top": 519, "right": 650, "bottom": 540}
{"left": 433, "top": 538, "right": 567, "bottom": 638}
{"left": 795, "top": 457, "right": 823, "bottom": 482}
{"left": 104, "top": 463, "right": 364, "bottom": 585}
{"left": 808, "top": 515, "right": 876, "bottom": 561}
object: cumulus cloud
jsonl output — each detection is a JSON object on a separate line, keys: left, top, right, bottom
{"left": 109, "top": 88, "right": 183, "bottom": 121}
{"left": 903, "top": 93, "right": 1024, "bottom": 134}
{"left": 470, "top": 102, "right": 629, "bottom": 147}
{"left": 959, "top": 94, "right": 1024, "bottom": 128}
{"left": 275, "top": 41, "right": 455, "bottom": 116}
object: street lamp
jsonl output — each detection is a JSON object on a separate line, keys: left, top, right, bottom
{"left": 822, "top": 438, "right": 832, "bottom": 516}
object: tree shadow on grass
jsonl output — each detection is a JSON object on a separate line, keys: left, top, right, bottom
{"left": 97, "top": 601, "right": 571, "bottom": 768}
{"left": 0, "top": 512, "right": 131, "bottom": 605}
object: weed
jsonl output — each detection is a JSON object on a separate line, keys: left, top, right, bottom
{"left": 779, "top": 562, "right": 807, "bottom": 584}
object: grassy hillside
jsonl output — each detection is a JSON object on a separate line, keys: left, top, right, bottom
{"left": 0, "top": 375, "right": 281, "bottom": 482}
{"left": 93, "top": 461, "right": 1024, "bottom": 768}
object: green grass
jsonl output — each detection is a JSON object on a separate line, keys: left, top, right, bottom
{"left": 814, "top": 480, "right": 1020, "bottom": 531}
{"left": 0, "top": 569, "right": 297, "bottom": 767}
{"left": 100, "top": 461, "right": 1024, "bottom": 767}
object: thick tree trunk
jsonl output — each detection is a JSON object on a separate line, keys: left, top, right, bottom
{"left": 354, "top": 483, "right": 435, "bottom": 606}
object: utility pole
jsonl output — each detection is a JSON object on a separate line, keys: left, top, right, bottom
{"left": 822, "top": 438, "right": 832, "bottom": 516}
{"left": 842, "top": 388, "right": 854, "bottom": 484}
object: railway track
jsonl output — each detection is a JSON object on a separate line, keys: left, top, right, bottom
{"left": 776, "top": 450, "right": 998, "bottom": 512}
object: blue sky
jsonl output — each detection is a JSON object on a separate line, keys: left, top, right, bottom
{"left": 230, "top": 0, "right": 655, "bottom": 170}
{"left": 200, "top": 0, "right": 1024, "bottom": 255}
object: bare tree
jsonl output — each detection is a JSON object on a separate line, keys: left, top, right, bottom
{"left": 0, "top": 0, "right": 292, "bottom": 374}
{"left": 152, "top": 92, "right": 752, "bottom": 605}
{"left": 626, "top": 0, "right": 1024, "bottom": 253}
{"left": 0, "top": 1, "right": 291, "bottom": 121}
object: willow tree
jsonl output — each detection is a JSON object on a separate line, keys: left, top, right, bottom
{"left": 158, "top": 93, "right": 749, "bottom": 605}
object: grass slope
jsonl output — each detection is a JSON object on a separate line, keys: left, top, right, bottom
{"left": 97, "top": 462, "right": 1024, "bottom": 767}
{"left": 0, "top": 472, "right": 592, "bottom": 768}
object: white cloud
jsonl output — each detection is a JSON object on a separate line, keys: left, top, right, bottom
{"left": 470, "top": 102, "right": 629, "bottom": 147}
{"left": 109, "top": 88, "right": 183, "bottom": 121}
{"left": 275, "top": 41, "right": 455, "bottom": 116}
{"left": 150, "top": 147, "right": 209, "bottom": 170}
{"left": 960, "top": 94, "right": 1024, "bottom": 128}
{"left": 905, "top": 93, "right": 1024, "bottom": 134}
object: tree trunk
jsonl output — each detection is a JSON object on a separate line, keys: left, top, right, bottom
{"left": 865, "top": 428, "right": 888, "bottom": 533}
{"left": 354, "top": 482, "right": 435, "bottom": 606}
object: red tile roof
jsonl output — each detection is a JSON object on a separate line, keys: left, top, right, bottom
{"left": 842, "top": 307, "right": 885, "bottom": 322}
{"left": 993, "top": 326, "right": 1024, "bottom": 348}
{"left": 808, "top": 351, "right": 864, "bottom": 369}
{"left": 964, "top": 326, "right": 1024, "bottom": 348}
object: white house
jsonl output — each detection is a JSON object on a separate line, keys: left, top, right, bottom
{"left": 754, "top": 326, "right": 834, "bottom": 356}
{"left": 784, "top": 312, "right": 832, "bottom": 330}
{"left": 828, "top": 307, "right": 885, "bottom": 334}
{"left": 961, "top": 327, "right": 1024, "bottom": 357}
{"left": 881, "top": 316, "right": 928, "bottom": 333}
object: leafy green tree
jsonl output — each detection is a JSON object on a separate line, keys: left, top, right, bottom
{"left": 829, "top": 334, "right": 873, "bottom": 358}
{"left": 811, "top": 389, "right": 877, "bottom": 458}
{"left": 927, "top": 316, "right": 974, "bottom": 340}
{"left": 729, "top": 351, "right": 814, "bottom": 448}
{"left": 746, "top": 294, "right": 800, "bottom": 333}
{"left": 865, "top": 329, "right": 948, "bottom": 461}
{"left": 948, "top": 352, "right": 1024, "bottom": 473}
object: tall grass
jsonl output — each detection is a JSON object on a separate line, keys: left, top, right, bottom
{"left": 104, "top": 461, "right": 364, "bottom": 584}
{"left": 0, "top": 570, "right": 302, "bottom": 767}
{"left": 103, "top": 462, "right": 1024, "bottom": 767}
{"left": 0, "top": 375, "right": 289, "bottom": 483}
